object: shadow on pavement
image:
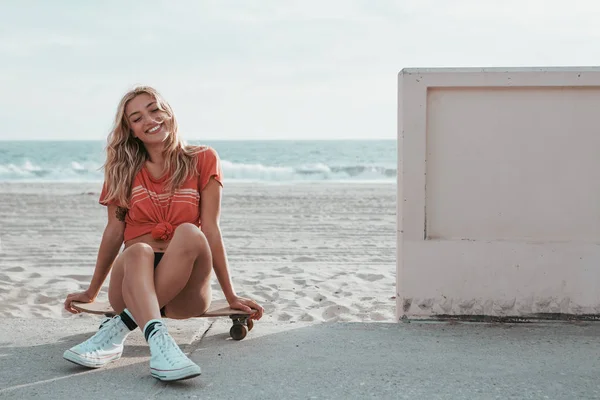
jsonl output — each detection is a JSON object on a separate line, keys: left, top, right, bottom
{"left": 0, "top": 319, "right": 599, "bottom": 400}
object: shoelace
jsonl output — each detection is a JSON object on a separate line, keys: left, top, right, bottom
{"left": 98, "top": 317, "right": 113, "bottom": 330}
{"left": 152, "top": 327, "right": 189, "bottom": 366}
{"left": 89, "top": 317, "right": 123, "bottom": 348}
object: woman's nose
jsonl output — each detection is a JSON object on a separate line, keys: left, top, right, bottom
{"left": 144, "top": 115, "right": 160, "bottom": 126}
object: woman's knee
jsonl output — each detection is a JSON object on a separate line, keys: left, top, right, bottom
{"left": 122, "top": 243, "right": 155, "bottom": 272}
{"left": 173, "top": 223, "right": 210, "bottom": 256}
{"left": 125, "top": 242, "right": 154, "bottom": 256}
{"left": 173, "top": 222, "right": 204, "bottom": 239}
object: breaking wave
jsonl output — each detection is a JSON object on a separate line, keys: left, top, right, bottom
{"left": 0, "top": 159, "right": 396, "bottom": 183}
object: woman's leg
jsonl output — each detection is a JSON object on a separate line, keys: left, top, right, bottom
{"left": 117, "top": 243, "right": 161, "bottom": 331}
{"left": 108, "top": 223, "right": 213, "bottom": 329}
{"left": 117, "top": 224, "right": 211, "bottom": 381}
{"left": 155, "top": 223, "right": 213, "bottom": 319}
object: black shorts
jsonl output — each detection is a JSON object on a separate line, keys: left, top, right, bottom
{"left": 154, "top": 252, "right": 164, "bottom": 269}
{"left": 154, "top": 252, "right": 166, "bottom": 317}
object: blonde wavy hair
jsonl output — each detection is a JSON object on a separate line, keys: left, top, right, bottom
{"left": 101, "top": 86, "right": 206, "bottom": 208}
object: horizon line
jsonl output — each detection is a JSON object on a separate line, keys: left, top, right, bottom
{"left": 0, "top": 137, "right": 397, "bottom": 142}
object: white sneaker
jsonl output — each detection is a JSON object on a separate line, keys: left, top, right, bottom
{"left": 63, "top": 316, "right": 130, "bottom": 368}
{"left": 147, "top": 322, "right": 201, "bottom": 381}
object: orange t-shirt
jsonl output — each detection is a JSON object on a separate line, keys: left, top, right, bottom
{"left": 99, "top": 146, "right": 223, "bottom": 242}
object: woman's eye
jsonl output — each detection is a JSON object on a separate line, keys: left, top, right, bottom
{"left": 151, "top": 109, "right": 159, "bottom": 113}
{"left": 133, "top": 118, "right": 141, "bottom": 123}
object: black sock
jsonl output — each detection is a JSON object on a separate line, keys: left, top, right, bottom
{"left": 144, "top": 321, "right": 161, "bottom": 342}
{"left": 119, "top": 310, "right": 138, "bottom": 331}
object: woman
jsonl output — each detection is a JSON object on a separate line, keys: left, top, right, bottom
{"left": 62, "top": 86, "right": 263, "bottom": 382}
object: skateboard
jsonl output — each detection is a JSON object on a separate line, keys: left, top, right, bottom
{"left": 72, "top": 299, "right": 255, "bottom": 340}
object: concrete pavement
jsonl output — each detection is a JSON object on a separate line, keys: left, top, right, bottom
{"left": 0, "top": 317, "right": 598, "bottom": 399}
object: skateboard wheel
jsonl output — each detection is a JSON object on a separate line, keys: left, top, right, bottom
{"left": 230, "top": 324, "right": 247, "bottom": 340}
{"left": 247, "top": 319, "right": 254, "bottom": 331}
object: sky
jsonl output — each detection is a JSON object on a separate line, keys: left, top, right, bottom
{"left": 1, "top": 0, "right": 600, "bottom": 141}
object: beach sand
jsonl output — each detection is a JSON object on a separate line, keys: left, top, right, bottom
{"left": 0, "top": 182, "right": 397, "bottom": 323}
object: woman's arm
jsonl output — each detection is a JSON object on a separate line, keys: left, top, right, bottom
{"left": 64, "top": 204, "right": 124, "bottom": 313}
{"left": 200, "top": 178, "right": 235, "bottom": 301}
{"left": 86, "top": 205, "right": 126, "bottom": 298}
{"left": 200, "top": 178, "right": 263, "bottom": 319}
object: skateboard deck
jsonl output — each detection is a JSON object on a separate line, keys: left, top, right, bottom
{"left": 72, "top": 299, "right": 255, "bottom": 340}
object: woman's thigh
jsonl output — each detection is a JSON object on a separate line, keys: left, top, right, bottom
{"left": 155, "top": 224, "right": 214, "bottom": 319}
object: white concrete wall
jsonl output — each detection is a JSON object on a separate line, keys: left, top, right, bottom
{"left": 397, "top": 67, "right": 600, "bottom": 321}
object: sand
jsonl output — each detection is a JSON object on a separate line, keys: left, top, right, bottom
{"left": 0, "top": 181, "right": 397, "bottom": 323}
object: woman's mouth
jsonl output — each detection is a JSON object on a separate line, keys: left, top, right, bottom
{"left": 146, "top": 124, "right": 162, "bottom": 134}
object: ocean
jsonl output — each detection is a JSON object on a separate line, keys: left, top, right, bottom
{"left": 0, "top": 140, "right": 397, "bottom": 184}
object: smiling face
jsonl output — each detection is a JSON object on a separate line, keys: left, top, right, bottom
{"left": 125, "top": 92, "right": 170, "bottom": 145}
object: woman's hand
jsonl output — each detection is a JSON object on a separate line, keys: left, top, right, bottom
{"left": 228, "top": 296, "right": 264, "bottom": 320}
{"left": 64, "top": 290, "right": 95, "bottom": 314}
